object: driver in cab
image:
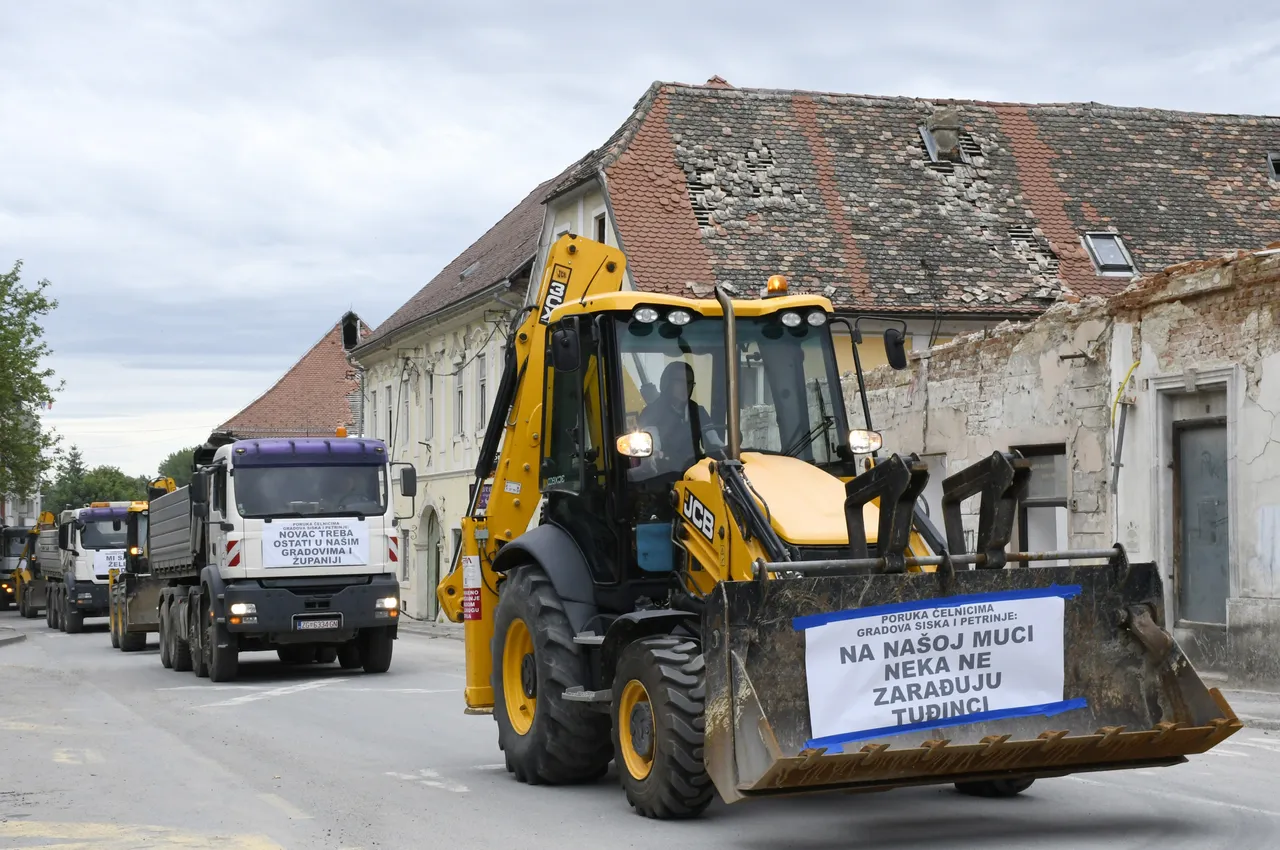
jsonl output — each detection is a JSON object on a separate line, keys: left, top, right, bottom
{"left": 638, "top": 361, "right": 723, "bottom": 473}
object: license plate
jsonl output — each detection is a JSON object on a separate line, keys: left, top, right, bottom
{"left": 295, "top": 616, "right": 341, "bottom": 631}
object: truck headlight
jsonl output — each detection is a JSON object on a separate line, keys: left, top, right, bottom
{"left": 229, "top": 602, "right": 257, "bottom": 616}
{"left": 375, "top": 597, "right": 398, "bottom": 610}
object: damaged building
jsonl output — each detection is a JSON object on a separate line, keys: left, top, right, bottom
{"left": 863, "top": 246, "right": 1280, "bottom": 686}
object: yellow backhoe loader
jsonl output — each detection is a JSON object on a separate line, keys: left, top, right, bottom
{"left": 437, "top": 234, "right": 1240, "bottom": 819}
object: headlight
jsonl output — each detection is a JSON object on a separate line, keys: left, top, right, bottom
{"left": 229, "top": 602, "right": 257, "bottom": 616}
{"left": 848, "top": 429, "right": 884, "bottom": 454}
{"left": 615, "top": 431, "right": 654, "bottom": 458}
{"left": 666, "top": 309, "right": 692, "bottom": 326}
{"left": 128, "top": 546, "right": 141, "bottom": 556}
{"left": 375, "top": 597, "right": 399, "bottom": 610}
{"left": 807, "top": 311, "right": 828, "bottom": 327}
{"left": 780, "top": 311, "right": 802, "bottom": 328}
{"left": 632, "top": 307, "right": 659, "bottom": 323}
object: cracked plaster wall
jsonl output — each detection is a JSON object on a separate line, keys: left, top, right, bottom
{"left": 854, "top": 250, "right": 1280, "bottom": 682}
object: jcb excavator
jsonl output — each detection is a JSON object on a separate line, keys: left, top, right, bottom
{"left": 437, "top": 234, "right": 1241, "bottom": 819}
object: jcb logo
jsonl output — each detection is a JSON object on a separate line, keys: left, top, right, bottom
{"left": 539, "top": 265, "right": 572, "bottom": 325}
{"left": 682, "top": 493, "right": 716, "bottom": 541}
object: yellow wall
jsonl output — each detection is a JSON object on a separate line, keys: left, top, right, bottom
{"left": 832, "top": 332, "right": 913, "bottom": 375}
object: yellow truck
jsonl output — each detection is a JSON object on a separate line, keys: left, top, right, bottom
{"left": 436, "top": 234, "right": 1240, "bottom": 819}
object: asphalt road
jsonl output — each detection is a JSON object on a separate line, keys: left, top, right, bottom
{"left": 2, "top": 615, "right": 1279, "bottom": 850}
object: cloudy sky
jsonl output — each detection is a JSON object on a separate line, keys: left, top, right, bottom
{"left": 3, "top": 1, "right": 1276, "bottom": 477}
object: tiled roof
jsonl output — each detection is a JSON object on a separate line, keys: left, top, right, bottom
{"left": 218, "top": 314, "right": 365, "bottom": 438}
{"left": 594, "top": 81, "right": 1280, "bottom": 314}
{"left": 359, "top": 172, "right": 572, "bottom": 351}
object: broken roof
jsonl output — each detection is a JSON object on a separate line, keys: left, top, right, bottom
{"left": 570, "top": 80, "right": 1280, "bottom": 314}
{"left": 218, "top": 313, "right": 365, "bottom": 438}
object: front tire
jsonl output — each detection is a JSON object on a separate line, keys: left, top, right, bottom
{"left": 360, "top": 628, "right": 393, "bottom": 674}
{"left": 955, "top": 778, "right": 1036, "bottom": 798}
{"left": 337, "top": 642, "right": 361, "bottom": 669}
{"left": 611, "top": 637, "right": 714, "bottom": 819}
{"left": 170, "top": 600, "right": 193, "bottom": 673}
{"left": 109, "top": 603, "right": 121, "bottom": 649}
{"left": 491, "top": 565, "right": 611, "bottom": 785}
{"left": 206, "top": 606, "right": 238, "bottom": 682}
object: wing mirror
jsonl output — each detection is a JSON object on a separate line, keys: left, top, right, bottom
{"left": 550, "top": 324, "right": 581, "bottom": 373}
{"left": 884, "top": 327, "right": 908, "bottom": 371}
{"left": 400, "top": 465, "right": 418, "bottom": 498}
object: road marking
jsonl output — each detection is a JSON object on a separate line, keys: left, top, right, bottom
{"left": 1232, "top": 739, "right": 1280, "bottom": 754}
{"left": 474, "top": 763, "right": 507, "bottom": 771}
{"left": 257, "top": 793, "right": 313, "bottom": 820}
{"left": 1067, "top": 776, "right": 1280, "bottom": 818}
{"left": 0, "top": 718, "right": 65, "bottom": 733}
{"left": 1201, "top": 747, "right": 1248, "bottom": 758}
{"left": 0, "top": 821, "right": 283, "bottom": 848}
{"left": 200, "top": 680, "right": 333, "bottom": 708}
{"left": 386, "top": 768, "right": 469, "bottom": 793}
{"left": 53, "top": 747, "right": 105, "bottom": 765}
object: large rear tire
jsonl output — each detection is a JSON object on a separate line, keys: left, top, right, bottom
{"left": 120, "top": 627, "right": 146, "bottom": 652}
{"left": 56, "top": 591, "right": 67, "bottom": 632}
{"left": 491, "top": 565, "right": 612, "bottom": 785}
{"left": 315, "top": 646, "right": 338, "bottom": 665}
{"left": 955, "top": 778, "right": 1036, "bottom": 798}
{"left": 612, "top": 637, "right": 714, "bottom": 819}
{"left": 45, "top": 589, "right": 55, "bottom": 628}
{"left": 159, "top": 602, "right": 173, "bottom": 668}
{"left": 170, "top": 600, "right": 193, "bottom": 673}
{"left": 206, "top": 606, "right": 238, "bottom": 683}
{"left": 189, "top": 598, "right": 209, "bottom": 678}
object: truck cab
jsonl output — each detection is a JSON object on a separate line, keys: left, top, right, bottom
{"left": 52, "top": 502, "right": 130, "bottom": 632}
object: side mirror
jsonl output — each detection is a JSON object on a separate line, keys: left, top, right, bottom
{"left": 193, "top": 502, "right": 208, "bottom": 519}
{"left": 400, "top": 466, "right": 418, "bottom": 498}
{"left": 550, "top": 325, "right": 581, "bottom": 373}
{"left": 57, "top": 525, "right": 69, "bottom": 550}
{"left": 190, "top": 472, "right": 208, "bottom": 505}
{"left": 884, "top": 327, "right": 908, "bottom": 371}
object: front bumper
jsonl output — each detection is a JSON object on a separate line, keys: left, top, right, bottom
{"left": 222, "top": 574, "right": 400, "bottom": 639}
{"left": 69, "top": 582, "right": 109, "bottom": 613}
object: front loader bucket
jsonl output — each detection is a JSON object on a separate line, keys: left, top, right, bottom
{"left": 702, "top": 557, "right": 1242, "bottom": 803}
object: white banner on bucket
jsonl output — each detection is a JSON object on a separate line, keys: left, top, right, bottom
{"left": 262, "top": 518, "right": 369, "bottom": 568}
{"left": 797, "top": 585, "right": 1086, "bottom": 748}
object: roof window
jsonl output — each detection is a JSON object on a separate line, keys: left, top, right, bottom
{"left": 1268, "top": 151, "right": 1280, "bottom": 180}
{"left": 459, "top": 261, "right": 480, "bottom": 280}
{"left": 1083, "top": 233, "right": 1136, "bottom": 276}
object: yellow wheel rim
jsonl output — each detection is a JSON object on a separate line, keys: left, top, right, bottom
{"left": 502, "top": 618, "right": 536, "bottom": 736}
{"left": 618, "top": 679, "right": 654, "bottom": 780}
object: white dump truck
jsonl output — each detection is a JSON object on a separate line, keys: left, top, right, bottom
{"left": 43, "top": 503, "right": 132, "bottom": 633}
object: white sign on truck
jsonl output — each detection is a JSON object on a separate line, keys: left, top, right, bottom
{"left": 263, "top": 518, "right": 369, "bottom": 568}
{"left": 796, "top": 585, "right": 1087, "bottom": 748}
{"left": 93, "top": 549, "right": 126, "bottom": 579}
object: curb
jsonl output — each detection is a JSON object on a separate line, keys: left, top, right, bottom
{"left": 0, "top": 629, "right": 26, "bottom": 648}
{"left": 397, "top": 620, "right": 465, "bottom": 642}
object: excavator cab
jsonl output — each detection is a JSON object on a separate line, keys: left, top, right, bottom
{"left": 439, "top": 234, "right": 1241, "bottom": 820}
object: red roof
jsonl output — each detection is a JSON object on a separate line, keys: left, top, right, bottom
{"left": 218, "top": 314, "right": 366, "bottom": 438}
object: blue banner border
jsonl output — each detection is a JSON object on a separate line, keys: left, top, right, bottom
{"left": 806, "top": 697, "right": 1090, "bottom": 749}
{"left": 792, "top": 584, "right": 1083, "bottom": 631}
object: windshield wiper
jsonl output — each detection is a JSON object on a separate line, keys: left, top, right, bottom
{"left": 783, "top": 416, "right": 836, "bottom": 458}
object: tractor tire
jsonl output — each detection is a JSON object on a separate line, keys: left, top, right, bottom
{"left": 337, "top": 642, "right": 361, "bottom": 669}
{"left": 955, "top": 778, "right": 1036, "bottom": 798}
{"left": 170, "top": 602, "right": 193, "bottom": 673}
{"left": 20, "top": 588, "right": 38, "bottom": 619}
{"left": 109, "top": 605, "right": 121, "bottom": 649}
{"left": 278, "top": 645, "right": 317, "bottom": 665}
{"left": 315, "top": 646, "right": 338, "bottom": 665}
{"left": 491, "top": 565, "right": 612, "bottom": 786}
{"left": 206, "top": 609, "right": 238, "bottom": 683}
{"left": 159, "top": 602, "right": 173, "bottom": 668}
{"left": 360, "top": 628, "right": 394, "bottom": 674}
{"left": 611, "top": 637, "right": 714, "bottom": 819}
{"left": 120, "top": 626, "right": 146, "bottom": 653}
{"left": 65, "top": 600, "right": 83, "bottom": 634}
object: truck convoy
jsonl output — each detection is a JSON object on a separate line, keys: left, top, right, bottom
{"left": 42, "top": 503, "right": 131, "bottom": 633}
{"left": 436, "top": 234, "right": 1242, "bottom": 819}
{"left": 134, "top": 432, "right": 413, "bottom": 681}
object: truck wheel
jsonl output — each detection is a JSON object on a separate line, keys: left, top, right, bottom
{"left": 170, "top": 603, "right": 193, "bottom": 673}
{"left": 189, "top": 603, "right": 209, "bottom": 678}
{"left": 360, "top": 628, "right": 394, "bottom": 674}
{"left": 57, "top": 592, "right": 68, "bottom": 632}
{"left": 491, "top": 565, "right": 612, "bottom": 785}
{"left": 278, "top": 646, "right": 317, "bottom": 665}
{"left": 611, "top": 637, "right": 714, "bottom": 819}
{"left": 65, "top": 607, "right": 84, "bottom": 634}
{"left": 159, "top": 603, "right": 173, "bottom": 667}
{"left": 120, "top": 627, "right": 146, "bottom": 652}
{"left": 315, "top": 646, "right": 338, "bottom": 665}
{"left": 109, "top": 605, "right": 121, "bottom": 648}
{"left": 206, "top": 609, "right": 238, "bottom": 683}
{"left": 45, "top": 589, "right": 55, "bottom": 628}
{"left": 337, "top": 642, "right": 361, "bottom": 669}
{"left": 955, "top": 778, "right": 1036, "bottom": 798}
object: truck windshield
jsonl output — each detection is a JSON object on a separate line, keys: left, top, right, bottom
{"left": 79, "top": 520, "right": 126, "bottom": 550}
{"left": 234, "top": 466, "right": 388, "bottom": 519}
{"left": 616, "top": 311, "right": 848, "bottom": 473}
{"left": 4, "top": 533, "right": 27, "bottom": 558}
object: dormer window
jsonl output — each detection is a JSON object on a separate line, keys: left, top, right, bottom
{"left": 1268, "top": 151, "right": 1280, "bottom": 180}
{"left": 1083, "top": 233, "right": 1136, "bottom": 276}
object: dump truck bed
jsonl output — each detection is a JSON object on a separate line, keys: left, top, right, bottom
{"left": 149, "top": 486, "right": 199, "bottom": 578}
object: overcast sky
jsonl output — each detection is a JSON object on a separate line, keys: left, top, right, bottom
{"left": 2, "top": 1, "right": 1276, "bottom": 477}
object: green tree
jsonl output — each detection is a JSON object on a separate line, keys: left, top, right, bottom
{"left": 157, "top": 445, "right": 199, "bottom": 488}
{"left": 0, "top": 261, "right": 60, "bottom": 499}
{"left": 80, "top": 466, "right": 146, "bottom": 502}
{"left": 42, "top": 445, "right": 88, "bottom": 513}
